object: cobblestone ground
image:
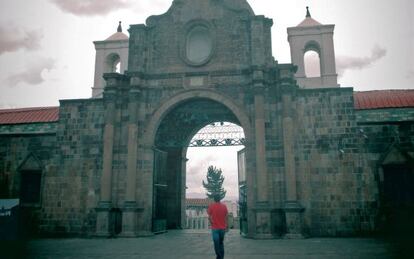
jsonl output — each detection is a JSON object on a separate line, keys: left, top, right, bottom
{"left": 3, "top": 230, "right": 410, "bottom": 259}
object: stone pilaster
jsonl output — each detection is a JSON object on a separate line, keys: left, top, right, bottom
{"left": 134, "top": 145, "right": 155, "bottom": 237}
{"left": 96, "top": 86, "right": 116, "bottom": 237}
{"left": 253, "top": 207, "right": 274, "bottom": 239}
{"left": 121, "top": 202, "right": 143, "bottom": 237}
{"left": 283, "top": 201, "right": 305, "bottom": 239}
{"left": 120, "top": 87, "right": 141, "bottom": 237}
{"left": 282, "top": 94, "right": 296, "bottom": 201}
{"left": 253, "top": 70, "right": 268, "bottom": 203}
{"left": 95, "top": 201, "right": 112, "bottom": 237}
{"left": 282, "top": 92, "right": 305, "bottom": 238}
{"left": 252, "top": 70, "right": 272, "bottom": 238}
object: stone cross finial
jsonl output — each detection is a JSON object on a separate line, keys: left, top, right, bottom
{"left": 117, "top": 21, "right": 122, "bottom": 32}
{"left": 306, "top": 6, "right": 311, "bottom": 18}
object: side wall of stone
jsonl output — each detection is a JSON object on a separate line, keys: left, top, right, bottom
{"left": 356, "top": 112, "right": 414, "bottom": 234}
{"left": 0, "top": 132, "right": 56, "bottom": 199}
{"left": 39, "top": 99, "right": 104, "bottom": 236}
{"left": 293, "top": 88, "right": 377, "bottom": 236}
{"left": 0, "top": 130, "right": 56, "bottom": 235}
{"left": 2, "top": 89, "right": 412, "bottom": 237}
{"left": 286, "top": 89, "right": 414, "bottom": 236}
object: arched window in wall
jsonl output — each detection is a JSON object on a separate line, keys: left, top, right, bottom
{"left": 304, "top": 50, "right": 321, "bottom": 78}
{"left": 18, "top": 154, "right": 43, "bottom": 206}
{"left": 106, "top": 53, "right": 121, "bottom": 73}
{"left": 303, "top": 41, "right": 322, "bottom": 78}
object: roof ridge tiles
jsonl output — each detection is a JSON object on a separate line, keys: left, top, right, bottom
{"left": 0, "top": 106, "right": 59, "bottom": 125}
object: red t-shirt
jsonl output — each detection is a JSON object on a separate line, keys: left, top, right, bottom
{"left": 207, "top": 202, "right": 228, "bottom": 230}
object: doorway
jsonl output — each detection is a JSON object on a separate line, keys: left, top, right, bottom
{"left": 152, "top": 98, "right": 249, "bottom": 233}
{"left": 382, "top": 164, "right": 414, "bottom": 235}
{"left": 185, "top": 122, "right": 245, "bottom": 231}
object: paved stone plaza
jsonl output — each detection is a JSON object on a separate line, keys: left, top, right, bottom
{"left": 4, "top": 230, "right": 408, "bottom": 259}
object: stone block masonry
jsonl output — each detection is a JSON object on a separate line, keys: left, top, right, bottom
{"left": 1, "top": 0, "right": 413, "bottom": 238}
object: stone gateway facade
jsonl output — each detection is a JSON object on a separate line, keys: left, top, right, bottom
{"left": 0, "top": 0, "right": 413, "bottom": 238}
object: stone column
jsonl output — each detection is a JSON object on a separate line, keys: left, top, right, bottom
{"left": 282, "top": 92, "right": 304, "bottom": 238}
{"left": 96, "top": 87, "right": 116, "bottom": 237}
{"left": 131, "top": 145, "right": 155, "bottom": 236}
{"left": 120, "top": 87, "right": 141, "bottom": 237}
{"left": 252, "top": 70, "right": 272, "bottom": 238}
{"left": 253, "top": 77, "right": 268, "bottom": 203}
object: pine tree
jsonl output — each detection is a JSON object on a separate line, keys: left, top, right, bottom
{"left": 202, "top": 166, "right": 226, "bottom": 201}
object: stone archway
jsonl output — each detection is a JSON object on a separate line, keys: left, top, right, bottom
{"left": 146, "top": 90, "right": 252, "bottom": 232}
{"left": 143, "top": 89, "right": 252, "bottom": 146}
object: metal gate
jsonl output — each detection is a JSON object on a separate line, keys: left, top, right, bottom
{"left": 237, "top": 148, "right": 248, "bottom": 235}
{"left": 153, "top": 148, "right": 168, "bottom": 233}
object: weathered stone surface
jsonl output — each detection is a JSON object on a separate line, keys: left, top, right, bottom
{"left": 0, "top": 0, "right": 413, "bottom": 238}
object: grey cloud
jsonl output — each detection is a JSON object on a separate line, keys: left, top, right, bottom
{"left": 0, "top": 103, "right": 18, "bottom": 109}
{"left": 50, "top": 0, "right": 132, "bottom": 16}
{"left": 336, "top": 45, "right": 387, "bottom": 77}
{"left": 187, "top": 155, "right": 216, "bottom": 172}
{"left": 0, "top": 26, "right": 42, "bottom": 55}
{"left": 150, "top": 0, "right": 170, "bottom": 9}
{"left": 187, "top": 163, "right": 207, "bottom": 179}
{"left": 186, "top": 155, "right": 221, "bottom": 190}
{"left": 187, "top": 165, "right": 238, "bottom": 196}
{"left": 186, "top": 175, "right": 203, "bottom": 185}
{"left": 407, "top": 70, "right": 414, "bottom": 79}
{"left": 6, "top": 58, "right": 56, "bottom": 87}
{"left": 186, "top": 147, "right": 241, "bottom": 200}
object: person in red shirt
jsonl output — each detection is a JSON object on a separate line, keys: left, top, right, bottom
{"left": 207, "top": 194, "right": 228, "bottom": 259}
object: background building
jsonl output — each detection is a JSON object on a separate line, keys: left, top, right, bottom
{"left": 185, "top": 198, "right": 239, "bottom": 230}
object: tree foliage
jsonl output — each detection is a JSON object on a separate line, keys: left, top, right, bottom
{"left": 202, "top": 165, "right": 226, "bottom": 201}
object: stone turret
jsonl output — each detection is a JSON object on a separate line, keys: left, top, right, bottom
{"left": 287, "top": 7, "right": 339, "bottom": 88}
{"left": 92, "top": 22, "right": 129, "bottom": 98}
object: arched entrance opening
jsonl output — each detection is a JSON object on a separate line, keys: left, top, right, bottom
{"left": 185, "top": 122, "right": 245, "bottom": 231}
{"left": 152, "top": 97, "right": 249, "bottom": 233}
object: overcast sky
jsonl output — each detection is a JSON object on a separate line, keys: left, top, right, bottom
{"left": 0, "top": 0, "right": 413, "bottom": 109}
{"left": 0, "top": 0, "right": 413, "bottom": 200}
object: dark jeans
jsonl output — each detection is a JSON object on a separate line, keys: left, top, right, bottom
{"left": 212, "top": 229, "right": 225, "bottom": 259}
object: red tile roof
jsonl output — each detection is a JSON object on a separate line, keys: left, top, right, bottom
{"left": 354, "top": 90, "right": 414, "bottom": 110}
{"left": 186, "top": 198, "right": 212, "bottom": 207}
{"left": 0, "top": 106, "right": 59, "bottom": 125}
{"left": 0, "top": 90, "right": 412, "bottom": 125}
